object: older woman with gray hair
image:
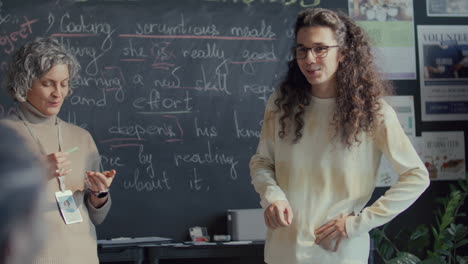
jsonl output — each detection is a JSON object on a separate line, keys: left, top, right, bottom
{"left": 0, "top": 37, "right": 117, "bottom": 264}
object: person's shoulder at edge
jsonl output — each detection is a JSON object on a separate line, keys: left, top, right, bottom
{"left": 0, "top": 118, "right": 17, "bottom": 128}
{"left": 0, "top": 118, "right": 43, "bottom": 161}
{"left": 0, "top": 118, "right": 32, "bottom": 142}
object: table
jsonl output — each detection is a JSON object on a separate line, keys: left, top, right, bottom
{"left": 146, "top": 241, "right": 265, "bottom": 264}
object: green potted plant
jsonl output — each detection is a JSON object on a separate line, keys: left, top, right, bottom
{"left": 371, "top": 175, "right": 468, "bottom": 264}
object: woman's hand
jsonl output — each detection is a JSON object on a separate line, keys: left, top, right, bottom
{"left": 314, "top": 214, "right": 350, "bottom": 252}
{"left": 85, "top": 170, "right": 116, "bottom": 208}
{"left": 264, "top": 200, "right": 293, "bottom": 229}
{"left": 85, "top": 169, "right": 116, "bottom": 193}
{"left": 46, "top": 152, "right": 71, "bottom": 180}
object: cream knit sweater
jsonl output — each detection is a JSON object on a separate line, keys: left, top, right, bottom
{"left": 250, "top": 94, "right": 429, "bottom": 264}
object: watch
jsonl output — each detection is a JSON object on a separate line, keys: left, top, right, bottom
{"left": 94, "top": 190, "right": 109, "bottom": 198}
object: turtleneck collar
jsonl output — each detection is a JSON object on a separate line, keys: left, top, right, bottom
{"left": 18, "top": 101, "right": 58, "bottom": 126}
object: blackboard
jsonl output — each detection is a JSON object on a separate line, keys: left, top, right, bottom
{"left": 0, "top": 0, "right": 467, "bottom": 242}
{"left": 0, "top": 0, "right": 341, "bottom": 241}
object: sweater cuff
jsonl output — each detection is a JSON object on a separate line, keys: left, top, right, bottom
{"left": 345, "top": 215, "right": 360, "bottom": 238}
{"left": 86, "top": 193, "right": 112, "bottom": 225}
{"left": 261, "top": 198, "right": 290, "bottom": 209}
{"left": 260, "top": 189, "right": 289, "bottom": 209}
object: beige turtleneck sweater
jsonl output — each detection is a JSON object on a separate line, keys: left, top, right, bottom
{"left": 250, "top": 93, "right": 430, "bottom": 264}
{"left": 0, "top": 102, "right": 111, "bottom": 264}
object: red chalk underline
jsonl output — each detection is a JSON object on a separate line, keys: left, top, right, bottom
{"left": 118, "top": 34, "right": 275, "bottom": 40}
{"left": 51, "top": 33, "right": 97, "bottom": 37}
{"left": 50, "top": 34, "right": 275, "bottom": 41}
{"left": 100, "top": 138, "right": 146, "bottom": 143}
{"left": 110, "top": 143, "right": 143, "bottom": 148}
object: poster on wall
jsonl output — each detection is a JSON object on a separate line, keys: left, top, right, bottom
{"left": 417, "top": 26, "right": 468, "bottom": 121}
{"left": 348, "top": 0, "right": 417, "bottom": 80}
{"left": 377, "top": 96, "right": 416, "bottom": 187}
{"left": 420, "top": 131, "right": 465, "bottom": 181}
{"left": 427, "top": 0, "right": 468, "bottom": 17}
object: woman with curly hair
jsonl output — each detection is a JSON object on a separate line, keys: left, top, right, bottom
{"left": 0, "top": 37, "right": 116, "bottom": 263}
{"left": 250, "top": 8, "right": 429, "bottom": 264}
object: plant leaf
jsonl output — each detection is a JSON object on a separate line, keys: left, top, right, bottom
{"left": 420, "top": 257, "right": 446, "bottom": 264}
{"left": 410, "top": 225, "right": 429, "bottom": 240}
{"left": 456, "top": 255, "right": 468, "bottom": 264}
{"left": 456, "top": 239, "right": 468, "bottom": 248}
{"left": 387, "top": 252, "right": 421, "bottom": 264}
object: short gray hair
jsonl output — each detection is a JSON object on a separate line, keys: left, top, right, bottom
{"left": 5, "top": 37, "right": 80, "bottom": 102}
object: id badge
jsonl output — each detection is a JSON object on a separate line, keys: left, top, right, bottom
{"left": 55, "top": 190, "right": 83, "bottom": 224}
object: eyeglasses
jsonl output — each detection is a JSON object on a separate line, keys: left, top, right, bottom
{"left": 294, "top": 45, "right": 339, "bottom": 60}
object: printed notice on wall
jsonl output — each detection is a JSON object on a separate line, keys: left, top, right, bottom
{"left": 348, "top": 0, "right": 417, "bottom": 80}
{"left": 377, "top": 96, "right": 416, "bottom": 187}
{"left": 417, "top": 25, "right": 468, "bottom": 121}
{"left": 420, "top": 131, "right": 465, "bottom": 181}
{"left": 427, "top": 0, "right": 468, "bottom": 17}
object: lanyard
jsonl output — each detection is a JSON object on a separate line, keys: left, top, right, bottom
{"left": 17, "top": 107, "right": 67, "bottom": 191}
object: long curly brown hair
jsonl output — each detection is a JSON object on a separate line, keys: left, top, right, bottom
{"left": 275, "top": 8, "right": 392, "bottom": 147}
